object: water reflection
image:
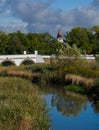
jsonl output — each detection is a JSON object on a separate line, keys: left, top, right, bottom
{"left": 39, "top": 85, "right": 99, "bottom": 130}
{"left": 51, "top": 93, "right": 87, "bottom": 117}
{"left": 92, "top": 101, "right": 99, "bottom": 113}
{"left": 39, "top": 85, "right": 99, "bottom": 116}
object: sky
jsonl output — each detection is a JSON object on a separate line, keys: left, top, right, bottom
{"left": 0, "top": 0, "right": 99, "bottom": 36}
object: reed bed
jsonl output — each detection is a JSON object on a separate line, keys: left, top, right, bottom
{"left": 0, "top": 61, "right": 99, "bottom": 100}
{"left": 0, "top": 66, "right": 41, "bottom": 82}
{"left": 65, "top": 74, "right": 94, "bottom": 88}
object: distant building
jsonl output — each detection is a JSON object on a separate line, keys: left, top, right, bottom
{"left": 57, "top": 29, "right": 64, "bottom": 43}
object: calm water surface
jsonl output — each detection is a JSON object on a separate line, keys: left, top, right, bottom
{"left": 40, "top": 87, "right": 99, "bottom": 130}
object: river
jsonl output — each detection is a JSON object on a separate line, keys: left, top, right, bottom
{"left": 39, "top": 86, "right": 99, "bottom": 130}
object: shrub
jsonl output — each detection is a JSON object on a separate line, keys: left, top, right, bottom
{"left": 64, "top": 84, "right": 86, "bottom": 94}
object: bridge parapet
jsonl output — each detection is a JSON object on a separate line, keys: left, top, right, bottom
{"left": 0, "top": 54, "right": 96, "bottom": 66}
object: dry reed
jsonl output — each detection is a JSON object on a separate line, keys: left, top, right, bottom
{"left": 65, "top": 74, "right": 94, "bottom": 88}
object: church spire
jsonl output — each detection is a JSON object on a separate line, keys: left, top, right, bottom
{"left": 57, "top": 29, "right": 63, "bottom": 43}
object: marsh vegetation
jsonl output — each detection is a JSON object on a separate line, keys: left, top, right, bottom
{"left": 0, "top": 77, "right": 50, "bottom": 130}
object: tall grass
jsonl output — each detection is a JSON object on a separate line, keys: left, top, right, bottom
{"left": 65, "top": 74, "right": 94, "bottom": 87}
{"left": 0, "top": 77, "right": 50, "bottom": 130}
{"left": 0, "top": 66, "right": 41, "bottom": 82}
{"left": 95, "top": 55, "right": 99, "bottom": 64}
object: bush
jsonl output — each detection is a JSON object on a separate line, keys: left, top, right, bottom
{"left": 64, "top": 84, "right": 86, "bottom": 94}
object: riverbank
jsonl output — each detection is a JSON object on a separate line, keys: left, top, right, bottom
{"left": 0, "top": 77, "right": 50, "bottom": 130}
{"left": 0, "top": 63, "right": 99, "bottom": 101}
{"left": 0, "top": 61, "right": 99, "bottom": 130}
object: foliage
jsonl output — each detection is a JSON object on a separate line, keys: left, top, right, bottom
{"left": 7, "top": 31, "right": 26, "bottom": 54}
{"left": 64, "top": 26, "right": 99, "bottom": 54}
{"left": 24, "top": 64, "right": 64, "bottom": 85}
{"left": 0, "top": 31, "right": 61, "bottom": 55}
{"left": 64, "top": 84, "right": 86, "bottom": 94}
{"left": 0, "top": 26, "right": 99, "bottom": 55}
{"left": 0, "top": 31, "right": 10, "bottom": 54}
{"left": 64, "top": 62, "right": 99, "bottom": 78}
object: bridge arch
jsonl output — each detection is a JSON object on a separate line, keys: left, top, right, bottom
{"left": 0, "top": 54, "right": 45, "bottom": 66}
{"left": 20, "top": 58, "right": 35, "bottom": 66}
{"left": 1, "top": 60, "right": 16, "bottom": 66}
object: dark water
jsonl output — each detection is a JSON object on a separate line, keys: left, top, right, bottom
{"left": 40, "top": 87, "right": 99, "bottom": 130}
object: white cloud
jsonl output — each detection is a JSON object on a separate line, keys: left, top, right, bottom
{"left": 0, "top": 0, "right": 99, "bottom": 35}
{"left": 0, "top": 24, "right": 28, "bottom": 33}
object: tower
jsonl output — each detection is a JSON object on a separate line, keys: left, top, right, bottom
{"left": 57, "top": 29, "right": 63, "bottom": 43}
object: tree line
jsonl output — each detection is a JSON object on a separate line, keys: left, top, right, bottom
{"left": 0, "top": 26, "right": 99, "bottom": 55}
{"left": 0, "top": 31, "right": 61, "bottom": 55}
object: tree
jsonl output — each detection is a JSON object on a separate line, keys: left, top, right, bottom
{"left": 7, "top": 32, "right": 26, "bottom": 54}
{"left": 0, "top": 31, "right": 9, "bottom": 54}
{"left": 64, "top": 27, "right": 95, "bottom": 54}
{"left": 26, "top": 32, "right": 61, "bottom": 55}
{"left": 92, "top": 26, "right": 99, "bottom": 54}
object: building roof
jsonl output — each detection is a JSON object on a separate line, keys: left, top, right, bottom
{"left": 57, "top": 29, "right": 62, "bottom": 38}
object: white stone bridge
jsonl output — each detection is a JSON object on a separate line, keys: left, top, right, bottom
{"left": 0, "top": 53, "right": 46, "bottom": 66}
{"left": 0, "top": 53, "right": 96, "bottom": 66}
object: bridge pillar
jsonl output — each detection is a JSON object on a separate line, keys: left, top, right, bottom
{"left": 34, "top": 50, "right": 38, "bottom": 55}
{"left": 23, "top": 51, "right": 27, "bottom": 55}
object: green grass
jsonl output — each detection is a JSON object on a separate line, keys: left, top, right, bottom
{"left": 0, "top": 77, "right": 50, "bottom": 130}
